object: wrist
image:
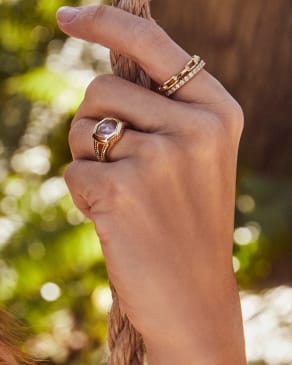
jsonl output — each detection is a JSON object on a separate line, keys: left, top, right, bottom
{"left": 144, "top": 287, "right": 247, "bottom": 365}
{"left": 145, "top": 328, "right": 247, "bottom": 365}
{"left": 146, "top": 336, "right": 247, "bottom": 365}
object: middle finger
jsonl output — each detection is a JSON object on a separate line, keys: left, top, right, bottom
{"left": 72, "top": 74, "right": 189, "bottom": 132}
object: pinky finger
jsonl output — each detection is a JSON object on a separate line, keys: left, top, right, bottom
{"left": 64, "top": 159, "right": 107, "bottom": 219}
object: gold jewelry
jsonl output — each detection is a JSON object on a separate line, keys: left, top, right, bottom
{"left": 92, "top": 118, "right": 126, "bottom": 162}
{"left": 158, "top": 55, "right": 206, "bottom": 97}
{"left": 164, "top": 60, "right": 206, "bottom": 96}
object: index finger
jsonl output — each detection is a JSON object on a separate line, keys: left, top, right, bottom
{"left": 56, "top": 5, "right": 229, "bottom": 104}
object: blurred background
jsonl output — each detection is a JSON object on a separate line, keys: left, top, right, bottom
{"left": 0, "top": 0, "right": 291, "bottom": 364}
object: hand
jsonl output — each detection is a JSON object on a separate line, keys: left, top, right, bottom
{"left": 57, "top": 5, "right": 246, "bottom": 365}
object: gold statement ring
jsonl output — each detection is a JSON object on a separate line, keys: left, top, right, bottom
{"left": 158, "top": 55, "right": 206, "bottom": 97}
{"left": 92, "top": 118, "right": 126, "bottom": 162}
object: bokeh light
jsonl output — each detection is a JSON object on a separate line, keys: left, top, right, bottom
{"left": 92, "top": 286, "right": 113, "bottom": 314}
{"left": 236, "top": 194, "right": 256, "bottom": 214}
{"left": 11, "top": 145, "right": 51, "bottom": 175}
{"left": 40, "top": 282, "right": 61, "bottom": 302}
{"left": 234, "top": 227, "right": 253, "bottom": 245}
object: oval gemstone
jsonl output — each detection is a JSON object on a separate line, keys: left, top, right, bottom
{"left": 97, "top": 119, "right": 117, "bottom": 138}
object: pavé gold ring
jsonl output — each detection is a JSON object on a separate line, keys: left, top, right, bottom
{"left": 92, "top": 117, "right": 126, "bottom": 162}
{"left": 158, "top": 54, "right": 206, "bottom": 97}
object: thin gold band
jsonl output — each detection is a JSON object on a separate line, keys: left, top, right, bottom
{"left": 158, "top": 55, "right": 206, "bottom": 96}
{"left": 165, "top": 60, "right": 206, "bottom": 96}
{"left": 93, "top": 132, "right": 124, "bottom": 162}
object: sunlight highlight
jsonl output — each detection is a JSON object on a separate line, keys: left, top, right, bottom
{"left": 92, "top": 286, "right": 112, "bottom": 314}
{"left": 11, "top": 145, "right": 51, "bottom": 175}
{"left": 41, "top": 282, "right": 61, "bottom": 302}
{"left": 236, "top": 194, "right": 256, "bottom": 213}
{"left": 234, "top": 227, "right": 253, "bottom": 245}
{"left": 39, "top": 177, "right": 68, "bottom": 205}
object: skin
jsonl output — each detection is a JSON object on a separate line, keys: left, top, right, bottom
{"left": 56, "top": 5, "right": 247, "bottom": 365}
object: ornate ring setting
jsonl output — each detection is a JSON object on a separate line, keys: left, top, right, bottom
{"left": 92, "top": 117, "right": 126, "bottom": 162}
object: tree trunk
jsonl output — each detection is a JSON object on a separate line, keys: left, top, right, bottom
{"left": 151, "top": 0, "right": 292, "bottom": 175}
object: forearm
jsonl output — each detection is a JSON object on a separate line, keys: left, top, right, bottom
{"left": 145, "top": 282, "right": 247, "bottom": 365}
{"left": 56, "top": 5, "right": 246, "bottom": 365}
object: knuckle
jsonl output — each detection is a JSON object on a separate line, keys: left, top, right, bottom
{"left": 85, "top": 74, "right": 115, "bottom": 101}
{"left": 130, "top": 20, "right": 166, "bottom": 53}
{"left": 140, "top": 135, "right": 172, "bottom": 162}
{"left": 64, "top": 161, "right": 96, "bottom": 202}
{"left": 68, "top": 119, "right": 90, "bottom": 157}
{"left": 185, "top": 115, "right": 226, "bottom": 156}
{"left": 111, "top": 180, "right": 129, "bottom": 204}
{"left": 68, "top": 121, "right": 80, "bottom": 151}
{"left": 139, "top": 136, "right": 183, "bottom": 174}
{"left": 229, "top": 101, "right": 245, "bottom": 136}
{"left": 64, "top": 162, "right": 77, "bottom": 189}
{"left": 101, "top": 170, "right": 130, "bottom": 208}
{"left": 199, "top": 118, "right": 224, "bottom": 142}
{"left": 220, "top": 98, "right": 245, "bottom": 138}
{"left": 92, "top": 4, "right": 107, "bottom": 22}
{"left": 188, "top": 111, "right": 222, "bottom": 139}
{"left": 184, "top": 103, "right": 244, "bottom": 157}
{"left": 93, "top": 216, "right": 111, "bottom": 248}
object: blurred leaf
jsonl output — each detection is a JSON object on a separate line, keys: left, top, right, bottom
{"left": 5, "top": 67, "right": 83, "bottom": 109}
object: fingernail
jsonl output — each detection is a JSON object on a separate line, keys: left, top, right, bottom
{"left": 57, "top": 6, "right": 80, "bottom": 23}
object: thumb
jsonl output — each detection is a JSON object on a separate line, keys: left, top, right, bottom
{"left": 56, "top": 5, "right": 222, "bottom": 105}
{"left": 56, "top": 5, "right": 190, "bottom": 87}
{"left": 56, "top": 5, "right": 159, "bottom": 56}
{"left": 56, "top": 6, "right": 81, "bottom": 24}
{"left": 56, "top": 5, "right": 122, "bottom": 47}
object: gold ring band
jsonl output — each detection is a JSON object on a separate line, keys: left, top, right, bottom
{"left": 92, "top": 118, "right": 126, "bottom": 162}
{"left": 158, "top": 55, "right": 206, "bottom": 96}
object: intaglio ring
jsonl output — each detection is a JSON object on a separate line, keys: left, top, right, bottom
{"left": 92, "top": 117, "right": 126, "bottom": 162}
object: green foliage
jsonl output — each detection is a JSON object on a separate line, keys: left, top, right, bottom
{"left": 0, "top": 1, "right": 110, "bottom": 363}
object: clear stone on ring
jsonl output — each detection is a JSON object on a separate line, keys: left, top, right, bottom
{"left": 97, "top": 119, "right": 117, "bottom": 138}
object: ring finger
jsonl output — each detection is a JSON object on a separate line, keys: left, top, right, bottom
{"left": 69, "top": 118, "right": 147, "bottom": 162}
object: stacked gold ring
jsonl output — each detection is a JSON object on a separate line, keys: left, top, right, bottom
{"left": 158, "top": 55, "right": 206, "bottom": 97}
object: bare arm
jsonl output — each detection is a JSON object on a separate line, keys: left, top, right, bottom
{"left": 57, "top": 5, "right": 246, "bottom": 364}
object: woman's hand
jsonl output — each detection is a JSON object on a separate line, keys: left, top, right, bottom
{"left": 57, "top": 5, "right": 246, "bottom": 365}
